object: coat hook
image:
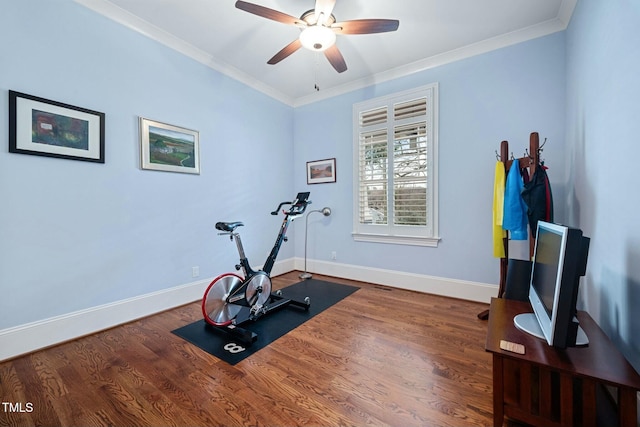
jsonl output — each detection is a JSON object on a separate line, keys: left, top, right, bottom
{"left": 539, "top": 137, "right": 547, "bottom": 151}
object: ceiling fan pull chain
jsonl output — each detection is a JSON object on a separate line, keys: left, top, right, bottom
{"left": 314, "top": 53, "right": 320, "bottom": 91}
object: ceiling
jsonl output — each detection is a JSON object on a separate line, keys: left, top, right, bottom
{"left": 75, "top": 0, "right": 576, "bottom": 106}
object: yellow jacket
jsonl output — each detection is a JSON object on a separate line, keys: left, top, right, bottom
{"left": 493, "top": 161, "right": 506, "bottom": 258}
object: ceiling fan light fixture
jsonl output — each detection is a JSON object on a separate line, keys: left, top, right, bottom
{"left": 235, "top": 1, "right": 398, "bottom": 73}
{"left": 299, "top": 25, "right": 336, "bottom": 52}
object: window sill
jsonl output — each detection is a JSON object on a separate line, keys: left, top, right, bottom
{"left": 352, "top": 232, "right": 441, "bottom": 247}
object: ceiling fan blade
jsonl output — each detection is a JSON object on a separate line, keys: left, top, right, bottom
{"left": 267, "top": 39, "right": 302, "bottom": 65}
{"left": 324, "top": 44, "right": 347, "bottom": 73}
{"left": 332, "top": 19, "right": 399, "bottom": 34}
{"left": 235, "top": 1, "right": 303, "bottom": 26}
{"left": 314, "top": 0, "right": 336, "bottom": 25}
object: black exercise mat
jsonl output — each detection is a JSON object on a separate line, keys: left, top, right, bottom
{"left": 172, "top": 279, "right": 359, "bottom": 365}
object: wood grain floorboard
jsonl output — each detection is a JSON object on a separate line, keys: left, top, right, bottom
{"left": 0, "top": 272, "right": 494, "bottom": 427}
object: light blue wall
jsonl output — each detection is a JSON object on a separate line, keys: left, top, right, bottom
{"left": 0, "top": 0, "right": 294, "bottom": 329}
{"left": 294, "top": 33, "right": 566, "bottom": 285}
{"left": 565, "top": 0, "right": 640, "bottom": 371}
{"left": 5, "top": 0, "right": 637, "bottom": 377}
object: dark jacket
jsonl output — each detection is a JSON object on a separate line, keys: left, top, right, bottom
{"left": 521, "top": 165, "right": 553, "bottom": 238}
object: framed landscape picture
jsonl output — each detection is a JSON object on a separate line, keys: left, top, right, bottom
{"left": 140, "top": 117, "right": 200, "bottom": 174}
{"left": 306, "top": 158, "right": 336, "bottom": 184}
{"left": 9, "top": 90, "right": 105, "bottom": 163}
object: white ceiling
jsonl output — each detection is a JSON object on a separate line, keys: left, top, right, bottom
{"left": 75, "top": 0, "right": 576, "bottom": 106}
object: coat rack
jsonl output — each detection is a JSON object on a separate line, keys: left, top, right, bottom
{"left": 479, "top": 132, "right": 541, "bottom": 320}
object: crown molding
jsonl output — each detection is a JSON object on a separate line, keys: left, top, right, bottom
{"left": 75, "top": 0, "right": 575, "bottom": 108}
{"left": 293, "top": 14, "right": 571, "bottom": 106}
{"left": 557, "top": 0, "right": 578, "bottom": 27}
{"left": 74, "top": 0, "right": 295, "bottom": 105}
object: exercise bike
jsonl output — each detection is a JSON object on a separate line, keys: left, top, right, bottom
{"left": 201, "top": 192, "right": 312, "bottom": 344}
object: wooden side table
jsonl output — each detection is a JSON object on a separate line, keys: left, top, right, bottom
{"left": 485, "top": 297, "right": 640, "bottom": 427}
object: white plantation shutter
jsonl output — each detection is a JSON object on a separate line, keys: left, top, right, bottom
{"left": 353, "top": 84, "right": 439, "bottom": 246}
{"left": 358, "top": 108, "right": 388, "bottom": 225}
{"left": 393, "top": 98, "right": 427, "bottom": 227}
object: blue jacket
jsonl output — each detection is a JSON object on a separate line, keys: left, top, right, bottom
{"left": 502, "top": 163, "right": 529, "bottom": 240}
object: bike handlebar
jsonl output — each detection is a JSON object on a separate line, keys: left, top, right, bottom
{"left": 270, "top": 192, "right": 311, "bottom": 216}
{"left": 270, "top": 202, "right": 289, "bottom": 215}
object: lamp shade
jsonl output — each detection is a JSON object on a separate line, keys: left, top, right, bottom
{"left": 299, "top": 25, "right": 336, "bottom": 52}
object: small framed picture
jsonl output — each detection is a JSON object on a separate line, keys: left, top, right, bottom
{"left": 139, "top": 117, "right": 200, "bottom": 174}
{"left": 9, "top": 90, "right": 105, "bottom": 163}
{"left": 306, "top": 158, "right": 336, "bottom": 184}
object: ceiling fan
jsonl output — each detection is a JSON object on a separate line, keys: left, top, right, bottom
{"left": 235, "top": 0, "right": 399, "bottom": 73}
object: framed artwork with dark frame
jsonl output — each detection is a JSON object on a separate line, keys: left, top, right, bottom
{"left": 306, "top": 158, "right": 336, "bottom": 184}
{"left": 9, "top": 90, "right": 105, "bottom": 163}
{"left": 139, "top": 117, "right": 200, "bottom": 174}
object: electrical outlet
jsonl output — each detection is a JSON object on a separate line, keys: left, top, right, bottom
{"left": 192, "top": 266, "right": 199, "bottom": 278}
{"left": 331, "top": 251, "right": 337, "bottom": 260}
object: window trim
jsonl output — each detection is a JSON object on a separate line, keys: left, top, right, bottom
{"left": 352, "top": 83, "right": 440, "bottom": 247}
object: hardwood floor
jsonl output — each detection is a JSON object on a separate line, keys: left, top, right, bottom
{"left": 0, "top": 272, "right": 494, "bottom": 427}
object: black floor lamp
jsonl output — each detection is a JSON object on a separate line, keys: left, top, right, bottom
{"left": 299, "top": 207, "right": 332, "bottom": 280}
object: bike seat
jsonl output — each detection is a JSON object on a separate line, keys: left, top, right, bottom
{"left": 215, "top": 221, "right": 244, "bottom": 232}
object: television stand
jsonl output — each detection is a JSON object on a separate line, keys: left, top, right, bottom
{"left": 513, "top": 312, "right": 589, "bottom": 346}
{"left": 486, "top": 298, "right": 640, "bottom": 427}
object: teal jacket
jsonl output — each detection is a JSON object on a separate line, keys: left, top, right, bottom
{"left": 503, "top": 163, "right": 528, "bottom": 240}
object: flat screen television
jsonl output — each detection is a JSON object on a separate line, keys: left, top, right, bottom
{"left": 514, "top": 221, "right": 590, "bottom": 348}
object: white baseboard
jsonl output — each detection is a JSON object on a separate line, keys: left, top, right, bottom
{"left": 0, "top": 278, "right": 210, "bottom": 362}
{"left": 294, "top": 257, "right": 498, "bottom": 303}
{"left": 0, "top": 257, "right": 494, "bottom": 361}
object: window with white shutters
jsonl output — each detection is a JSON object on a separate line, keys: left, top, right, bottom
{"left": 353, "top": 84, "right": 439, "bottom": 246}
